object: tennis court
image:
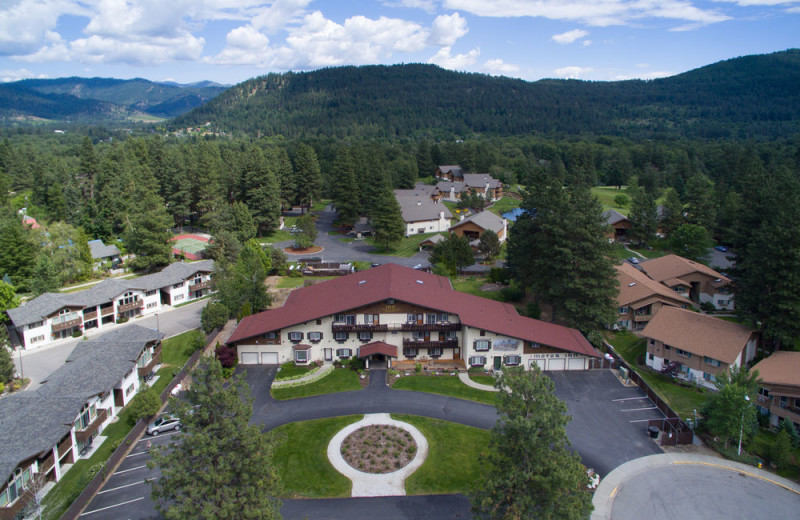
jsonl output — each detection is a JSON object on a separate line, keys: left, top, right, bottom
{"left": 171, "top": 234, "right": 210, "bottom": 260}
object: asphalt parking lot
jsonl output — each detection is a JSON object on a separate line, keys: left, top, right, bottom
{"left": 549, "top": 369, "right": 665, "bottom": 476}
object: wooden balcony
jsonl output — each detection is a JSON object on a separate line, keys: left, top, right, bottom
{"left": 58, "top": 436, "right": 73, "bottom": 458}
{"left": 82, "top": 310, "right": 98, "bottom": 320}
{"left": 75, "top": 408, "right": 108, "bottom": 444}
{"left": 402, "top": 338, "right": 458, "bottom": 349}
{"left": 332, "top": 324, "right": 389, "bottom": 333}
{"left": 771, "top": 402, "right": 800, "bottom": 424}
{"left": 117, "top": 299, "right": 143, "bottom": 313}
{"left": 0, "top": 488, "right": 33, "bottom": 520}
{"left": 52, "top": 317, "right": 81, "bottom": 333}
{"left": 137, "top": 348, "right": 162, "bottom": 378}
{"left": 100, "top": 306, "right": 114, "bottom": 316}
{"left": 189, "top": 280, "right": 211, "bottom": 292}
{"left": 38, "top": 452, "right": 55, "bottom": 475}
{"left": 399, "top": 322, "right": 461, "bottom": 332}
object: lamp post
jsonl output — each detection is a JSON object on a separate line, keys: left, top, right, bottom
{"left": 737, "top": 394, "right": 751, "bottom": 456}
{"left": 155, "top": 313, "right": 159, "bottom": 332}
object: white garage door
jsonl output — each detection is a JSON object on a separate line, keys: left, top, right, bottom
{"left": 241, "top": 352, "right": 259, "bottom": 365}
{"left": 548, "top": 358, "right": 566, "bottom": 371}
{"left": 530, "top": 359, "right": 546, "bottom": 371}
{"left": 261, "top": 352, "right": 279, "bottom": 365}
{"left": 568, "top": 357, "right": 586, "bottom": 370}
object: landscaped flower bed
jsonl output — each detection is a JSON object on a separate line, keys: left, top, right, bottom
{"left": 341, "top": 425, "right": 417, "bottom": 474}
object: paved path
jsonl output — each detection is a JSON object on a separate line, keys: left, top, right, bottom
{"left": 271, "top": 363, "right": 334, "bottom": 388}
{"left": 457, "top": 371, "right": 499, "bottom": 392}
{"left": 592, "top": 453, "right": 800, "bottom": 520}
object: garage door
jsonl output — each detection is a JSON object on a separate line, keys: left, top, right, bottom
{"left": 568, "top": 357, "right": 586, "bottom": 370}
{"left": 548, "top": 358, "right": 566, "bottom": 371}
{"left": 261, "top": 352, "right": 279, "bottom": 365}
{"left": 241, "top": 352, "right": 259, "bottom": 365}
{"left": 530, "top": 359, "right": 546, "bottom": 371}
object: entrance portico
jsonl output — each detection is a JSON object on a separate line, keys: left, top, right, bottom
{"left": 359, "top": 341, "right": 398, "bottom": 369}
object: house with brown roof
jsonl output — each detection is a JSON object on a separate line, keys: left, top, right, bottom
{"left": 751, "top": 352, "right": 800, "bottom": 431}
{"left": 435, "top": 165, "right": 464, "bottom": 181}
{"left": 614, "top": 263, "right": 694, "bottom": 331}
{"left": 449, "top": 211, "right": 507, "bottom": 247}
{"left": 603, "top": 209, "right": 631, "bottom": 242}
{"left": 639, "top": 254, "right": 733, "bottom": 310}
{"left": 642, "top": 306, "right": 757, "bottom": 388}
{"left": 227, "top": 264, "right": 600, "bottom": 372}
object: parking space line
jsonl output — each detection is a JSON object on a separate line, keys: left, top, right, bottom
{"left": 114, "top": 464, "right": 147, "bottom": 475}
{"left": 612, "top": 396, "right": 649, "bottom": 402}
{"left": 127, "top": 451, "right": 149, "bottom": 457}
{"left": 137, "top": 431, "right": 180, "bottom": 444}
{"left": 80, "top": 497, "right": 144, "bottom": 516}
{"left": 620, "top": 406, "right": 658, "bottom": 412}
{"left": 629, "top": 418, "right": 662, "bottom": 423}
{"left": 97, "top": 480, "right": 150, "bottom": 495}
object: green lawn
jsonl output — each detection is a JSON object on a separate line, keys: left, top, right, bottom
{"left": 271, "top": 415, "right": 362, "bottom": 498}
{"left": 393, "top": 414, "right": 491, "bottom": 495}
{"left": 161, "top": 329, "right": 204, "bottom": 367}
{"left": 488, "top": 196, "right": 521, "bottom": 216}
{"left": 469, "top": 374, "right": 497, "bottom": 387}
{"left": 367, "top": 232, "right": 440, "bottom": 257}
{"left": 628, "top": 238, "right": 672, "bottom": 259}
{"left": 605, "top": 331, "right": 708, "bottom": 419}
{"left": 451, "top": 277, "right": 504, "bottom": 301}
{"left": 745, "top": 428, "right": 800, "bottom": 480}
{"left": 258, "top": 216, "right": 299, "bottom": 244}
{"left": 609, "top": 243, "right": 634, "bottom": 262}
{"left": 592, "top": 186, "right": 631, "bottom": 215}
{"left": 275, "top": 362, "right": 313, "bottom": 381}
{"left": 311, "top": 198, "right": 332, "bottom": 213}
{"left": 271, "top": 368, "right": 362, "bottom": 400}
{"left": 392, "top": 375, "right": 498, "bottom": 406}
{"left": 275, "top": 275, "right": 336, "bottom": 289}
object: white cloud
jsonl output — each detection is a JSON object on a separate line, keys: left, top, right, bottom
{"left": 427, "top": 12, "right": 469, "bottom": 46}
{"left": 208, "top": 25, "right": 271, "bottom": 66}
{"left": 614, "top": 70, "right": 674, "bottom": 80}
{"left": 250, "top": 0, "right": 314, "bottom": 34}
{"left": 384, "top": 0, "right": 437, "bottom": 12}
{"left": 582, "top": 39, "right": 592, "bottom": 46}
{"left": 0, "top": 67, "right": 48, "bottom": 82}
{"left": 553, "top": 65, "right": 591, "bottom": 79}
{"left": 552, "top": 29, "right": 588, "bottom": 44}
{"left": 428, "top": 46, "right": 479, "bottom": 70}
{"left": 0, "top": 0, "right": 86, "bottom": 55}
{"left": 443, "top": 0, "right": 730, "bottom": 27}
{"left": 482, "top": 58, "right": 519, "bottom": 75}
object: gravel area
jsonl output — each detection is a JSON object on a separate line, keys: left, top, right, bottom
{"left": 342, "top": 425, "right": 418, "bottom": 474}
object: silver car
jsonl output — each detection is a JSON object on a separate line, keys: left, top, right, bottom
{"left": 146, "top": 415, "right": 181, "bottom": 435}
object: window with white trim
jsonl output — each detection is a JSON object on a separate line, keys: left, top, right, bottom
{"left": 469, "top": 356, "right": 486, "bottom": 367}
{"left": 438, "top": 313, "right": 448, "bottom": 322}
{"left": 0, "top": 467, "right": 32, "bottom": 507}
{"left": 474, "top": 339, "right": 490, "bottom": 351}
{"left": 146, "top": 290, "right": 157, "bottom": 296}
{"left": 758, "top": 387, "right": 770, "bottom": 399}
{"left": 336, "top": 348, "right": 352, "bottom": 358}
{"left": 446, "top": 330, "right": 457, "bottom": 339}
{"left": 504, "top": 355, "right": 521, "bottom": 366}
{"left": 426, "top": 313, "right": 437, "bottom": 324}
{"left": 294, "top": 349, "right": 309, "bottom": 363}
{"left": 413, "top": 330, "right": 425, "bottom": 340}
{"left": 28, "top": 321, "right": 44, "bottom": 329}
{"left": 288, "top": 331, "right": 303, "bottom": 342}
{"left": 404, "top": 347, "right": 418, "bottom": 357}
{"left": 406, "top": 313, "right": 416, "bottom": 323}
{"left": 704, "top": 356, "right": 720, "bottom": 367}
{"left": 30, "top": 334, "right": 45, "bottom": 344}
{"left": 429, "top": 347, "right": 442, "bottom": 357}
{"left": 174, "top": 294, "right": 184, "bottom": 301}
{"left": 308, "top": 331, "right": 323, "bottom": 342}
{"left": 358, "top": 331, "right": 373, "bottom": 342}
{"left": 125, "top": 384, "right": 135, "bottom": 396}
{"left": 334, "top": 331, "right": 348, "bottom": 342}
{"left": 703, "top": 372, "right": 716, "bottom": 382}
{"left": 363, "top": 314, "right": 377, "bottom": 325}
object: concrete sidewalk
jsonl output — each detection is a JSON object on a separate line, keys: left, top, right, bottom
{"left": 592, "top": 452, "right": 800, "bottom": 519}
{"left": 457, "top": 372, "right": 498, "bottom": 392}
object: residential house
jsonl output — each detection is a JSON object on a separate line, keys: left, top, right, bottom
{"left": 751, "top": 352, "right": 800, "bottom": 431}
{"left": 436, "top": 174, "right": 503, "bottom": 202}
{"left": 642, "top": 306, "right": 757, "bottom": 388}
{"left": 21, "top": 215, "right": 40, "bottom": 230}
{"left": 449, "top": 211, "right": 507, "bottom": 251}
{"left": 394, "top": 189, "right": 453, "bottom": 237}
{"left": 639, "top": 254, "right": 734, "bottom": 310}
{"left": 0, "top": 326, "right": 164, "bottom": 519}
{"left": 227, "top": 264, "right": 600, "bottom": 372}
{"left": 6, "top": 260, "right": 213, "bottom": 350}
{"left": 419, "top": 234, "right": 446, "bottom": 251}
{"left": 87, "top": 239, "right": 121, "bottom": 267}
{"left": 603, "top": 209, "right": 631, "bottom": 242}
{"left": 614, "top": 263, "right": 694, "bottom": 331}
{"left": 434, "top": 165, "right": 464, "bottom": 181}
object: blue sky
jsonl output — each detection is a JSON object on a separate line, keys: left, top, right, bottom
{"left": 0, "top": 1, "right": 797, "bottom": 85}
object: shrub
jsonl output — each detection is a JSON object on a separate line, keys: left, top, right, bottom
{"left": 201, "top": 301, "right": 230, "bottom": 334}
{"left": 699, "top": 302, "right": 716, "bottom": 313}
{"left": 770, "top": 428, "right": 792, "bottom": 469}
{"left": 215, "top": 344, "right": 238, "bottom": 368}
{"left": 778, "top": 418, "right": 800, "bottom": 448}
{"left": 116, "top": 317, "right": 129, "bottom": 325}
{"left": 499, "top": 284, "right": 524, "bottom": 302}
{"left": 182, "top": 330, "right": 206, "bottom": 356}
{"left": 348, "top": 355, "right": 365, "bottom": 371}
{"left": 0, "top": 382, "right": 4, "bottom": 393}
{"left": 488, "top": 267, "right": 510, "bottom": 284}
{"left": 72, "top": 329, "right": 83, "bottom": 338}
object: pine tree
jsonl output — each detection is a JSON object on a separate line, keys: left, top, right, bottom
{"left": 628, "top": 187, "right": 658, "bottom": 245}
{"left": 241, "top": 146, "right": 281, "bottom": 235}
{"left": 430, "top": 234, "right": 475, "bottom": 274}
{"left": 330, "top": 148, "right": 360, "bottom": 227}
{"left": 293, "top": 143, "right": 322, "bottom": 213}
{"left": 659, "top": 188, "right": 684, "bottom": 237}
{"left": 702, "top": 365, "right": 759, "bottom": 449}
{"left": 371, "top": 189, "right": 405, "bottom": 250}
{"left": 684, "top": 172, "right": 717, "bottom": 231}
{"left": 148, "top": 359, "right": 281, "bottom": 520}
{"left": 471, "top": 366, "right": 593, "bottom": 520}
{"left": 478, "top": 230, "right": 501, "bottom": 261}
{"left": 124, "top": 186, "right": 174, "bottom": 271}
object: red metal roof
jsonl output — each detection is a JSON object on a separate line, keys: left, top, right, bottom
{"left": 358, "top": 341, "right": 398, "bottom": 358}
{"left": 227, "top": 264, "right": 599, "bottom": 358}
{"left": 291, "top": 344, "right": 312, "bottom": 350}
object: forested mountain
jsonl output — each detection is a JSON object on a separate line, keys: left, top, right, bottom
{"left": 174, "top": 49, "right": 800, "bottom": 140}
{"left": 0, "top": 77, "right": 228, "bottom": 122}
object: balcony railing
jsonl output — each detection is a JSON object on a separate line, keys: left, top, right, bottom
{"left": 75, "top": 408, "right": 108, "bottom": 443}
{"left": 38, "top": 452, "right": 55, "bottom": 475}
{"left": 0, "top": 488, "right": 33, "bottom": 519}
{"left": 82, "top": 310, "right": 98, "bottom": 321}
{"left": 117, "top": 299, "right": 143, "bottom": 313}
{"left": 400, "top": 322, "right": 461, "bottom": 332}
{"left": 58, "top": 436, "right": 73, "bottom": 458}
{"left": 770, "top": 403, "right": 800, "bottom": 423}
{"left": 332, "top": 324, "right": 388, "bottom": 333}
{"left": 137, "top": 349, "right": 162, "bottom": 378}
{"left": 189, "top": 280, "right": 211, "bottom": 292}
{"left": 402, "top": 338, "right": 458, "bottom": 349}
{"left": 100, "top": 306, "right": 114, "bottom": 316}
{"left": 52, "top": 317, "right": 82, "bottom": 333}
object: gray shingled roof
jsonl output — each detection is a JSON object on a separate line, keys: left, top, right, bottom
{"left": 394, "top": 191, "right": 453, "bottom": 223}
{"left": 87, "top": 240, "right": 120, "bottom": 260}
{"left": 0, "top": 325, "right": 164, "bottom": 484}
{"left": 451, "top": 210, "right": 505, "bottom": 234}
{"left": 6, "top": 261, "right": 214, "bottom": 327}
{"left": 436, "top": 181, "right": 464, "bottom": 194}
{"left": 603, "top": 209, "right": 629, "bottom": 226}
{"left": 437, "top": 165, "right": 463, "bottom": 177}
{"left": 462, "top": 173, "right": 502, "bottom": 190}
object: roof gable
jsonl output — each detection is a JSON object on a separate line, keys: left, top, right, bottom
{"left": 640, "top": 254, "right": 729, "bottom": 284}
{"left": 615, "top": 263, "right": 694, "bottom": 308}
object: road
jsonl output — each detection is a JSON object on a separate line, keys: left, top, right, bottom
{"left": 14, "top": 299, "right": 207, "bottom": 390}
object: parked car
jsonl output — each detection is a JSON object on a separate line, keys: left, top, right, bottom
{"left": 714, "top": 245, "right": 729, "bottom": 252}
{"left": 147, "top": 415, "right": 181, "bottom": 435}
{"left": 627, "top": 257, "right": 639, "bottom": 265}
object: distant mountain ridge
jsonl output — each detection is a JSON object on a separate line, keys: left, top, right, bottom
{"left": 0, "top": 77, "right": 228, "bottom": 122}
{"left": 173, "top": 49, "right": 800, "bottom": 140}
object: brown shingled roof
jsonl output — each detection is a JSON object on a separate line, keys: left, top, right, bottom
{"left": 751, "top": 352, "right": 800, "bottom": 387}
{"left": 639, "top": 254, "right": 730, "bottom": 285}
{"left": 641, "top": 306, "right": 755, "bottom": 364}
{"left": 615, "top": 263, "right": 693, "bottom": 309}
{"left": 228, "top": 264, "right": 598, "bottom": 358}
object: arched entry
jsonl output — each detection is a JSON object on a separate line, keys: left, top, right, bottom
{"left": 358, "top": 341, "right": 398, "bottom": 369}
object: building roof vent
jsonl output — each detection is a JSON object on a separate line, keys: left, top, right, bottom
{"left": 416, "top": 280, "right": 424, "bottom": 284}
{"left": 358, "top": 280, "right": 367, "bottom": 285}
{"left": 628, "top": 282, "right": 636, "bottom": 287}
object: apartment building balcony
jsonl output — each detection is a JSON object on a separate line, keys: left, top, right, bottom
{"left": 331, "top": 323, "right": 389, "bottom": 333}
{"left": 38, "top": 452, "right": 55, "bottom": 475}
{"left": 117, "top": 299, "right": 143, "bottom": 314}
{"left": 100, "top": 305, "right": 114, "bottom": 317}
{"left": 399, "top": 322, "right": 461, "bottom": 332}
{"left": 82, "top": 310, "right": 98, "bottom": 321}
{"left": 57, "top": 436, "right": 73, "bottom": 459}
{"left": 52, "top": 315, "right": 82, "bottom": 333}
{"left": 137, "top": 347, "right": 162, "bottom": 378}
{"left": 189, "top": 280, "right": 211, "bottom": 292}
{"left": 771, "top": 402, "right": 800, "bottom": 424}
{"left": 0, "top": 489, "right": 33, "bottom": 520}
{"left": 75, "top": 408, "right": 109, "bottom": 444}
{"left": 402, "top": 338, "right": 459, "bottom": 349}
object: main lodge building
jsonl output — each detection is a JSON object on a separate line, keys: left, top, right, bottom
{"left": 227, "top": 264, "right": 600, "bottom": 371}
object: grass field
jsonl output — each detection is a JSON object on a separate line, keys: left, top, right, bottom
{"left": 592, "top": 186, "right": 631, "bottom": 215}
{"left": 451, "top": 277, "right": 504, "bottom": 301}
{"left": 272, "top": 415, "right": 362, "bottom": 498}
{"left": 259, "top": 216, "right": 299, "bottom": 244}
{"left": 392, "top": 375, "right": 498, "bottom": 406}
{"left": 274, "top": 276, "right": 337, "bottom": 289}
{"left": 469, "top": 374, "right": 497, "bottom": 387}
{"left": 393, "top": 414, "right": 491, "bottom": 495}
{"left": 367, "top": 232, "right": 438, "bottom": 257}
{"left": 275, "top": 362, "right": 314, "bottom": 381}
{"left": 271, "top": 368, "right": 362, "bottom": 400}
{"left": 745, "top": 428, "right": 800, "bottom": 480}
{"left": 487, "top": 196, "right": 521, "bottom": 216}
